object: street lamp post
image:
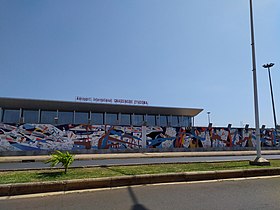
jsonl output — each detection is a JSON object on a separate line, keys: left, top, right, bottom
{"left": 262, "top": 63, "right": 277, "bottom": 131}
{"left": 207, "top": 112, "right": 211, "bottom": 124}
{"left": 248, "top": 0, "right": 270, "bottom": 166}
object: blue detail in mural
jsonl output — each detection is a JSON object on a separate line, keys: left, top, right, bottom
{"left": 0, "top": 123, "right": 279, "bottom": 151}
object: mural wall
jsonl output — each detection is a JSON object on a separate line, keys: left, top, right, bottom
{"left": 0, "top": 123, "right": 279, "bottom": 151}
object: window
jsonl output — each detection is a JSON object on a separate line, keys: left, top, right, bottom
{"left": 23, "top": 110, "right": 39, "bottom": 123}
{"left": 91, "top": 113, "right": 103, "bottom": 125}
{"left": 168, "top": 116, "right": 179, "bottom": 126}
{"left": 157, "top": 115, "right": 167, "bottom": 126}
{"left": 58, "top": 111, "right": 73, "bottom": 124}
{"left": 105, "top": 113, "right": 118, "bottom": 125}
{"left": 179, "top": 116, "right": 191, "bottom": 127}
{"left": 132, "top": 114, "right": 144, "bottom": 126}
{"left": 74, "top": 112, "right": 89, "bottom": 124}
{"left": 146, "top": 115, "right": 156, "bottom": 126}
{"left": 41, "top": 110, "right": 57, "bottom": 124}
{"left": 3, "top": 109, "right": 20, "bottom": 123}
{"left": 120, "top": 114, "right": 130, "bottom": 125}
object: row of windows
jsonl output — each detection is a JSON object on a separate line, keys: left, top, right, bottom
{"left": 0, "top": 108, "right": 192, "bottom": 127}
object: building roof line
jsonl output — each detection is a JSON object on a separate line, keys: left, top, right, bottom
{"left": 0, "top": 97, "right": 203, "bottom": 117}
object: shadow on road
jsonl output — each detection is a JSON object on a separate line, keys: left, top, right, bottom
{"left": 127, "top": 186, "right": 149, "bottom": 210}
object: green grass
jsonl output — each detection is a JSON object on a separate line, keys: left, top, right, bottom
{"left": 1, "top": 160, "right": 280, "bottom": 185}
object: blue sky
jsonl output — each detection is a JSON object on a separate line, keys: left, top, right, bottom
{"left": 0, "top": 0, "right": 279, "bottom": 128}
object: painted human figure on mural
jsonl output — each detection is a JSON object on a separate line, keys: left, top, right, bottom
{"left": 240, "top": 129, "right": 250, "bottom": 147}
{"left": 183, "top": 135, "right": 191, "bottom": 148}
{"left": 191, "top": 127, "right": 211, "bottom": 148}
{"left": 188, "top": 129, "right": 203, "bottom": 148}
{"left": 165, "top": 127, "right": 177, "bottom": 138}
{"left": 261, "top": 129, "right": 274, "bottom": 147}
{"left": 220, "top": 128, "right": 229, "bottom": 147}
{"left": 211, "top": 128, "right": 230, "bottom": 147}
{"left": 189, "top": 138, "right": 197, "bottom": 148}
{"left": 201, "top": 128, "right": 211, "bottom": 148}
{"left": 248, "top": 129, "right": 257, "bottom": 147}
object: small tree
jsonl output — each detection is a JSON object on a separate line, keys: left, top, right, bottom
{"left": 45, "top": 151, "right": 75, "bottom": 174}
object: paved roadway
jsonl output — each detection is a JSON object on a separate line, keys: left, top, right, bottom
{"left": 1, "top": 176, "right": 280, "bottom": 209}
{"left": 1, "top": 154, "right": 280, "bottom": 170}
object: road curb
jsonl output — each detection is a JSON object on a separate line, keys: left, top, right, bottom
{"left": 1, "top": 168, "right": 280, "bottom": 196}
{"left": 1, "top": 150, "right": 280, "bottom": 163}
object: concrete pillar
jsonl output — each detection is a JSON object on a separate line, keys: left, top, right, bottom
{"left": 38, "top": 109, "right": 41, "bottom": 123}
{"left": 142, "top": 125, "right": 147, "bottom": 148}
{"left": 88, "top": 111, "right": 92, "bottom": 124}
{"left": 104, "top": 112, "right": 107, "bottom": 124}
{"left": 0, "top": 107, "right": 2, "bottom": 122}
{"left": 19, "top": 108, "right": 23, "bottom": 124}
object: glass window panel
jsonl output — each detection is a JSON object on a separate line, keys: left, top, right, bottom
{"left": 91, "top": 113, "right": 103, "bottom": 125}
{"left": 106, "top": 113, "right": 118, "bottom": 125}
{"left": 75, "top": 112, "right": 89, "bottom": 124}
{"left": 156, "top": 115, "right": 160, "bottom": 126}
{"left": 158, "top": 115, "right": 167, "bottom": 126}
{"left": 3, "top": 109, "right": 20, "bottom": 123}
{"left": 178, "top": 116, "right": 184, "bottom": 126}
{"left": 167, "top": 116, "right": 171, "bottom": 126}
{"left": 188, "top": 117, "right": 192, "bottom": 127}
{"left": 58, "top": 111, "right": 73, "bottom": 124}
{"left": 132, "top": 114, "right": 143, "bottom": 126}
{"left": 179, "top": 116, "right": 191, "bottom": 127}
{"left": 168, "top": 116, "right": 179, "bottom": 126}
{"left": 23, "top": 110, "right": 39, "bottom": 123}
{"left": 146, "top": 115, "right": 155, "bottom": 126}
{"left": 120, "top": 114, "right": 130, "bottom": 125}
{"left": 41, "top": 110, "right": 57, "bottom": 124}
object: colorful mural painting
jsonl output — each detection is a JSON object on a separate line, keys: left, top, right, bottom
{"left": 0, "top": 123, "right": 279, "bottom": 151}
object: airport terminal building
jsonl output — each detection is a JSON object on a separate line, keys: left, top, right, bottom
{"left": 0, "top": 97, "right": 279, "bottom": 153}
{"left": 0, "top": 97, "right": 203, "bottom": 152}
{"left": 0, "top": 97, "right": 202, "bottom": 127}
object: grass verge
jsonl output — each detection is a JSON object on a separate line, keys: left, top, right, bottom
{"left": 1, "top": 160, "right": 280, "bottom": 185}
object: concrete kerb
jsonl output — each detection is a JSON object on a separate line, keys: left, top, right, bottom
{"left": 2, "top": 150, "right": 280, "bottom": 163}
{"left": 2, "top": 168, "right": 280, "bottom": 197}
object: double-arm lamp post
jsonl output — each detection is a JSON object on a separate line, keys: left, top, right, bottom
{"left": 262, "top": 63, "right": 277, "bottom": 132}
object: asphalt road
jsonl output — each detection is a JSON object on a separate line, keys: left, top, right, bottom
{"left": 1, "top": 155, "right": 280, "bottom": 170}
{"left": 1, "top": 176, "right": 280, "bottom": 210}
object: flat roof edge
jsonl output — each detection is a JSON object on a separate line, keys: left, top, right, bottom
{"left": 0, "top": 97, "right": 203, "bottom": 117}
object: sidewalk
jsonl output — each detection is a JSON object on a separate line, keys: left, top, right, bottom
{"left": 1, "top": 150, "right": 280, "bottom": 163}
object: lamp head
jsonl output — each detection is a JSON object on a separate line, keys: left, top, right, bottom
{"left": 263, "top": 63, "right": 274, "bottom": 68}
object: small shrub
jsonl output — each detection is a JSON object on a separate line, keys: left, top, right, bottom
{"left": 45, "top": 151, "right": 75, "bottom": 174}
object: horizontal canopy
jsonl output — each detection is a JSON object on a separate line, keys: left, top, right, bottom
{"left": 0, "top": 97, "right": 203, "bottom": 117}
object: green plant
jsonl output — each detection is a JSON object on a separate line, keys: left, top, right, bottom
{"left": 45, "top": 151, "right": 75, "bottom": 174}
